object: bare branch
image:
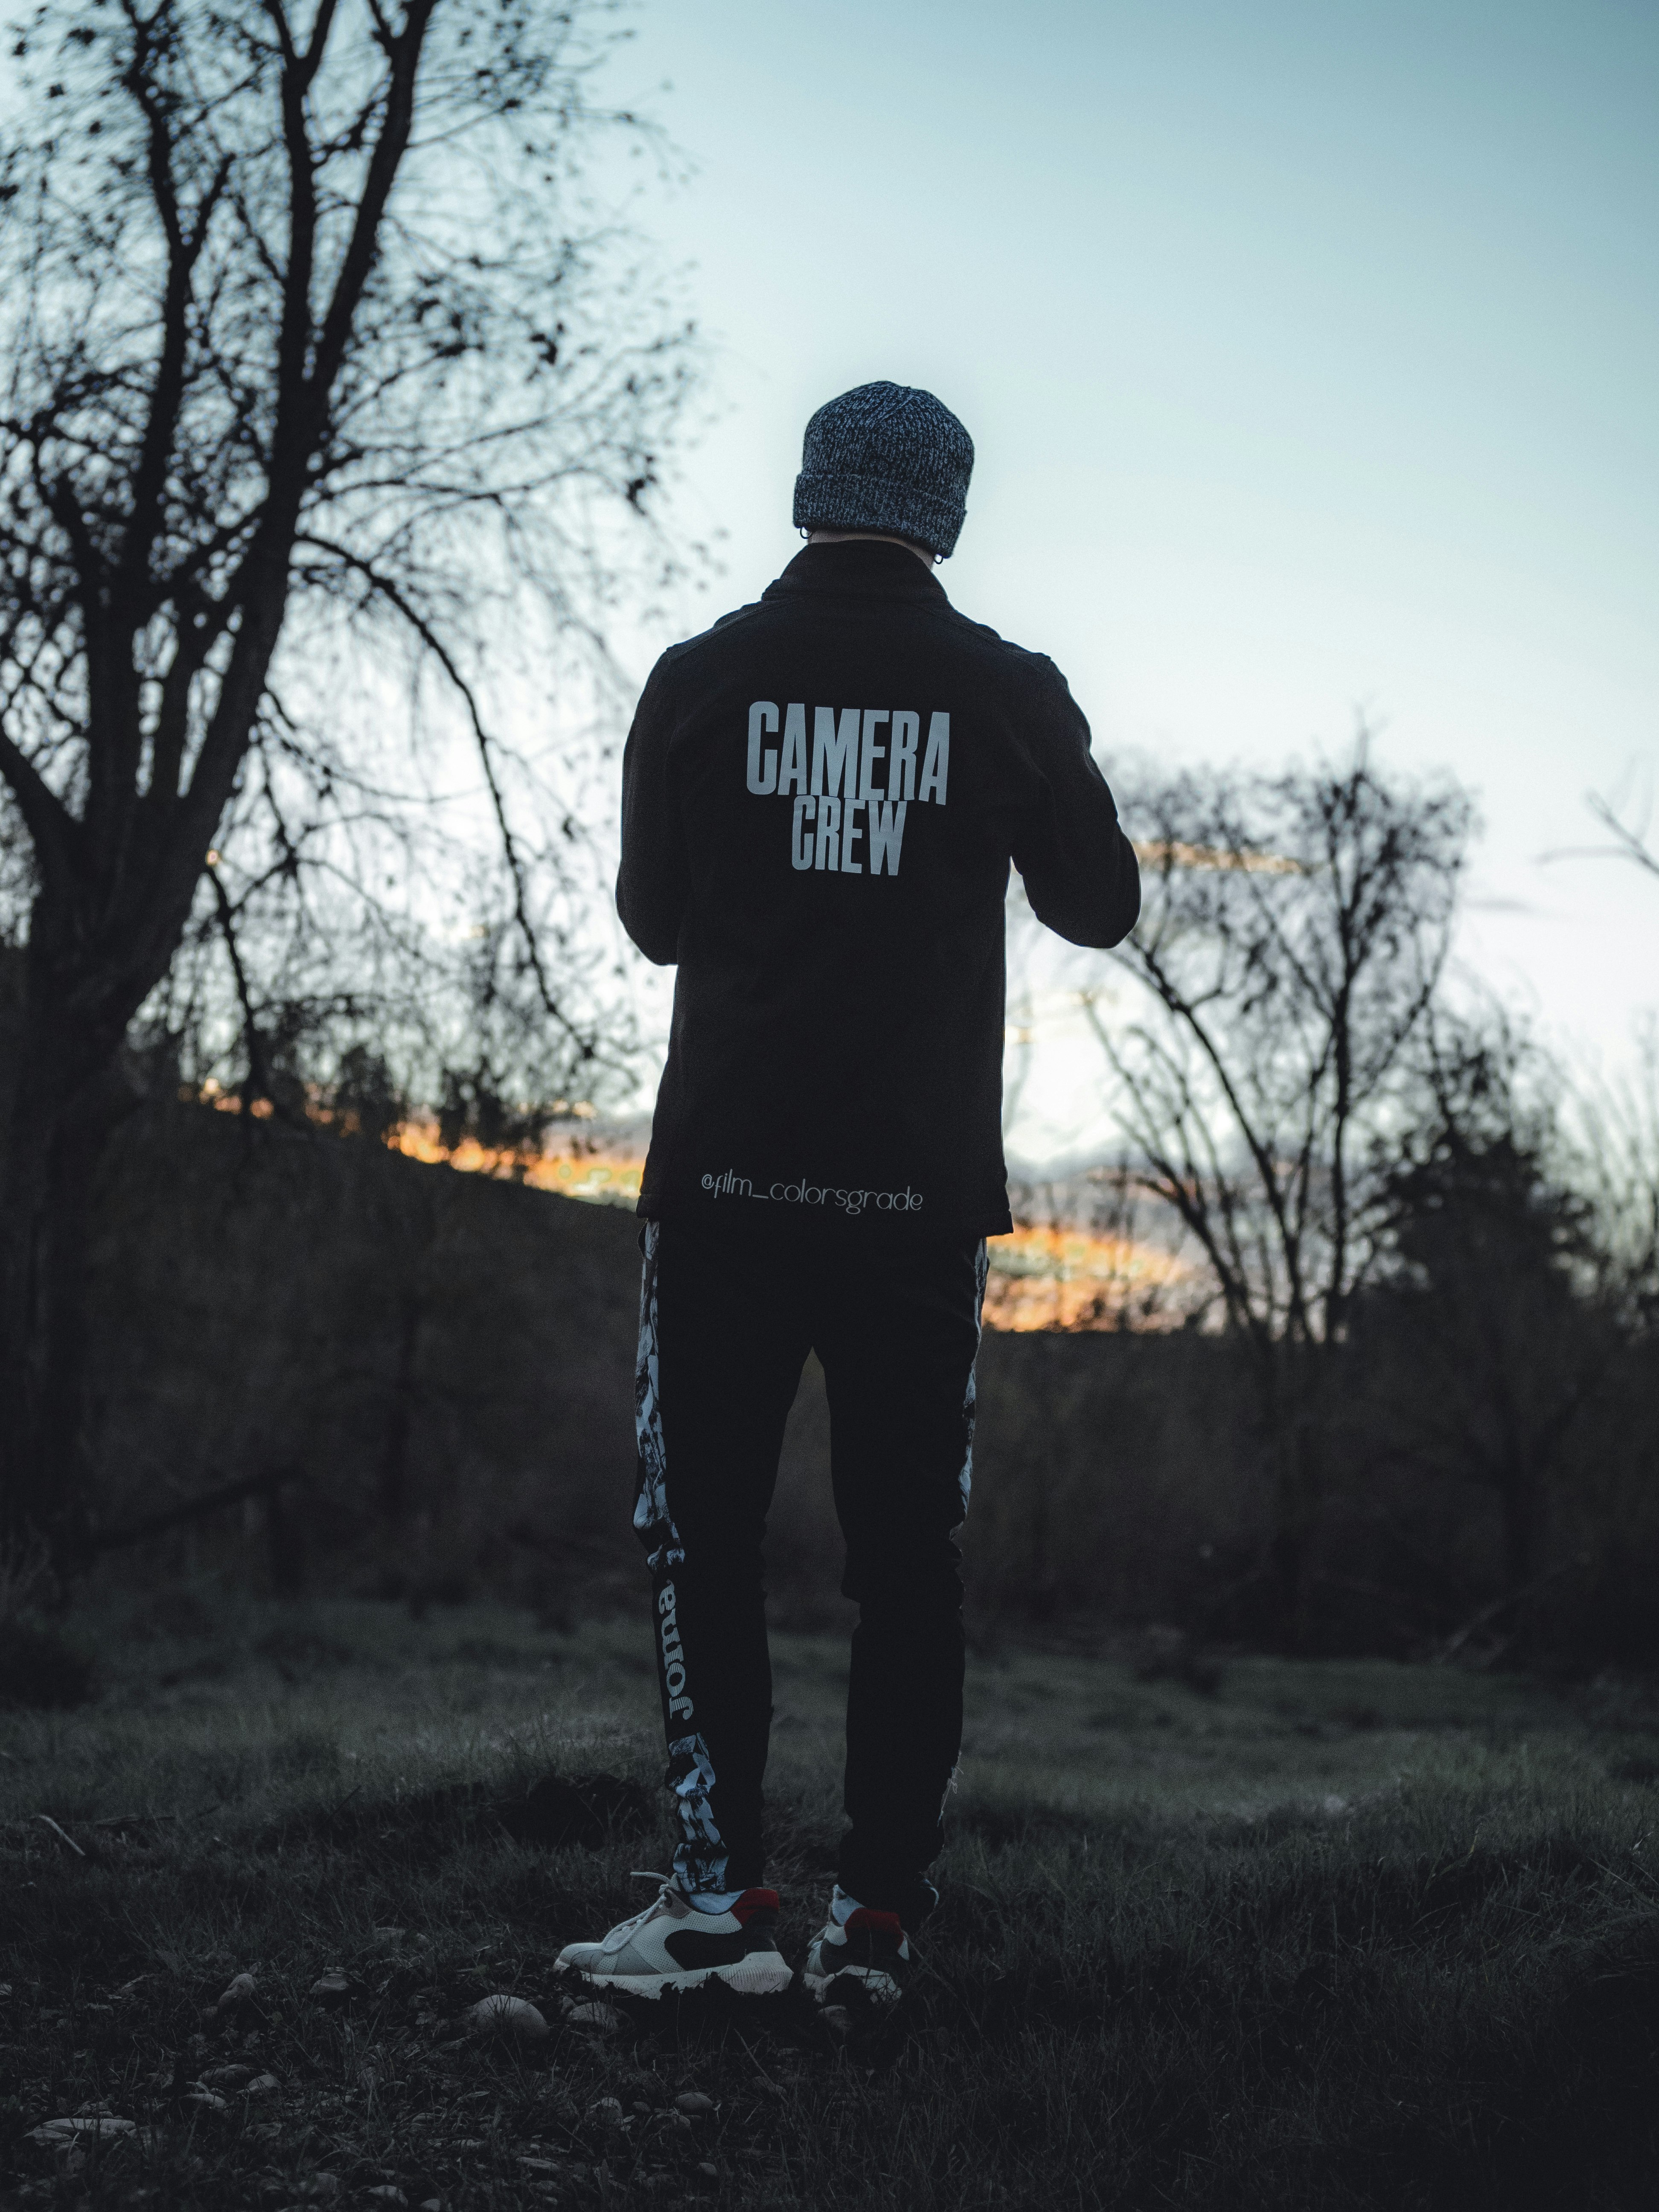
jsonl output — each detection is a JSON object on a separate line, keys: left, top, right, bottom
{"left": 293, "top": 530, "right": 590, "bottom": 1050}
{"left": 0, "top": 719, "right": 78, "bottom": 887}
{"left": 1539, "top": 789, "right": 1659, "bottom": 880}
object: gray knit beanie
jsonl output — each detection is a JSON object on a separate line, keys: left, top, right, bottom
{"left": 792, "top": 381, "right": 974, "bottom": 559}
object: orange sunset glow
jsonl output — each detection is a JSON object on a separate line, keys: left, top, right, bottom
{"left": 387, "top": 1124, "right": 1185, "bottom": 1331}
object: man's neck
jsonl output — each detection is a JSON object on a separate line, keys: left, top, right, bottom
{"left": 807, "top": 528, "right": 935, "bottom": 570}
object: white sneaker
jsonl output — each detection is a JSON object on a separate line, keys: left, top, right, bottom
{"left": 803, "top": 1888, "right": 913, "bottom": 2005}
{"left": 554, "top": 1872, "right": 792, "bottom": 1999}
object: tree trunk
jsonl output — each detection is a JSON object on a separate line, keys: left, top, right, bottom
{"left": 1266, "top": 1349, "right": 1333, "bottom": 1653}
{"left": 1268, "top": 1453, "right": 1321, "bottom": 1652}
{"left": 1498, "top": 1458, "right": 1537, "bottom": 1598}
{"left": 377, "top": 1288, "right": 424, "bottom": 1525}
{"left": 0, "top": 958, "right": 139, "bottom": 1567}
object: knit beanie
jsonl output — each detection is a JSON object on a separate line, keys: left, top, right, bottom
{"left": 792, "top": 381, "right": 974, "bottom": 559}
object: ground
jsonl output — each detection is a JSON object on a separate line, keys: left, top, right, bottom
{"left": 3, "top": 1595, "right": 1658, "bottom": 2209}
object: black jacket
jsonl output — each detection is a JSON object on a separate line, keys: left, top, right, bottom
{"left": 617, "top": 539, "right": 1140, "bottom": 1239}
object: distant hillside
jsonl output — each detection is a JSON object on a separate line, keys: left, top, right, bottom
{"left": 71, "top": 1093, "right": 1642, "bottom": 1656}
{"left": 77, "top": 1099, "right": 1276, "bottom": 1629}
{"left": 85, "top": 1099, "right": 647, "bottom": 1609}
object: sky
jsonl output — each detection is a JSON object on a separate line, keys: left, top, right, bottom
{"left": 608, "top": 0, "right": 1657, "bottom": 1162}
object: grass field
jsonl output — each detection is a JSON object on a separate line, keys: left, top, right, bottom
{"left": 3, "top": 1593, "right": 1658, "bottom": 2209}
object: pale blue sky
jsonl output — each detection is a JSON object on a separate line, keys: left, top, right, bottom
{"left": 615, "top": 0, "right": 1657, "bottom": 1148}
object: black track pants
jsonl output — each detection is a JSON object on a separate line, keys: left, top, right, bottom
{"left": 632, "top": 1217, "right": 989, "bottom": 1927}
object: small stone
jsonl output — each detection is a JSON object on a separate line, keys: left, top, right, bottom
{"left": 366, "top": 2191, "right": 407, "bottom": 2205}
{"left": 674, "top": 2090, "right": 714, "bottom": 2118}
{"left": 518, "top": 2156, "right": 563, "bottom": 2174}
{"left": 589, "top": 2097, "right": 625, "bottom": 2126}
{"left": 420, "top": 2200, "right": 443, "bottom": 2211}
{"left": 187, "top": 2089, "right": 229, "bottom": 2111}
{"left": 1322, "top": 1793, "right": 1350, "bottom": 1816}
{"left": 309, "top": 1969, "right": 352, "bottom": 2002}
{"left": 27, "top": 2116, "right": 137, "bottom": 2145}
{"left": 217, "top": 1971, "right": 259, "bottom": 2010}
{"left": 565, "top": 1999, "right": 623, "bottom": 2034}
{"left": 696, "top": 2163, "right": 719, "bottom": 2180}
{"left": 244, "top": 2073, "right": 282, "bottom": 2096}
{"left": 370, "top": 1927, "right": 407, "bottom": 1948}
{"left": 466, "top": 1994, "right": 550, "bottom": 2040}
{"left": 821, "top": 2003, "right": 854, "bottom": 2038}
{"left": 201, "top": 2064, "right": 253, "bottom": 2087}
{"left": 301, "top": 2175, "right": 341, "bottom": 2200}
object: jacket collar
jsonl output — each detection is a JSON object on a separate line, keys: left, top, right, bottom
{"left": 763, "top": 539, "right": 951, "bottom": 604}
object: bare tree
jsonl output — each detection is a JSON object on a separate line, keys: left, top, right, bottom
{"left": 1082, "top": 737, "right": 1473, "bottom": 1641}
{"left": 0, "top": 0, "right": 695, "bottom": 1560}
{"left": 1368, "top": 1025, "right": 1607, "bottom": 1603}
{"left": 1574, "top": 1020, "right": 1659, "bottom": 1329}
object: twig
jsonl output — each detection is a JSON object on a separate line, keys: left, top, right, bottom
{"left": 35, "top": 1813, "right": 87, "bottom": 1858}
{"left": 1540, "top": 791, "right": 1659, "bottom": 879}
{"left": 1308, "top": 1572, "right": 1460, "bottom": 1626}
{"left": 87, "top": 1469, "right": 297, "bottom": 1551}
{"left": 1435, "top": 1559, "right": 1580, "bottom": 1663}
{"left": 734, "top": 2034, "right": 782, "bottom": 2094}
{"left": 207, "top": 862, "right": 285, "bottom": 1118}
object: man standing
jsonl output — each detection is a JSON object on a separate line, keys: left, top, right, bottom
{"left": 555, "top": 382, "right": 1139, "bottom": 2003}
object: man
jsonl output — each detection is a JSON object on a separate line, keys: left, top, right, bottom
{"left": 555, "top": 381, "right": 1139, "bottom": 2004}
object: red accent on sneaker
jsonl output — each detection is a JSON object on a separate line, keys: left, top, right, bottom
{"left": 731, "top": 1888, "right": 781, "bottom": 1924}
{"left": 845, "top": 1908, "right": 904, "bottom": 1937}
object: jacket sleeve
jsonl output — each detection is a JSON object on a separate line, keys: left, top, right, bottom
{"left": 1007, "top": 661, "right": 1141, "bottom": 949}
{"left": 615, "top": 656, "right": 690, "bottom": 966}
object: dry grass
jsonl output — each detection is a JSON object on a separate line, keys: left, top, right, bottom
{"left": 3, "top": 1592, "right": 1658, "bottom": 2209}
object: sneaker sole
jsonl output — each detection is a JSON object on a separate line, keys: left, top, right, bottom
{"left": 559, "top": 1955, "right": 793, "bottom": 2000}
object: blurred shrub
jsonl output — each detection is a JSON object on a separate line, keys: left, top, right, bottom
{"left": 0, "top": 1617, "right": 94, "bottom": 1708}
